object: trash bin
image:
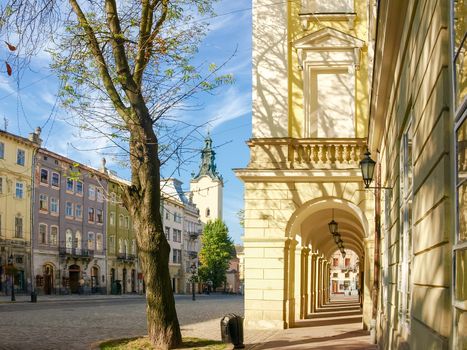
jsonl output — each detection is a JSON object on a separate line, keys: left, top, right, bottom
{"left": 220, "top": 314, "right": 244, "bottom": 349}
{"left": 30, "top": 291, "right": 37, "bottom": 303}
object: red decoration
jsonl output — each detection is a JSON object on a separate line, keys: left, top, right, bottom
{"left": 5, "top": 62, "right": 12, "bottom": 76}
{"left": 4, "top": 41, "right": 16, "bottom": 51}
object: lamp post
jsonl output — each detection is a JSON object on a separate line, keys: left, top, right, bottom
{"left": 190, "top": 263, "right": 197, "bottom": 301}
{"left": 359, "top": 150, "right": 376, "bottom": 188}
{"left": 8, "top": 254, "right": 15, "bottom": 302}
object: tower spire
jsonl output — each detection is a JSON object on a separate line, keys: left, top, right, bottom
{"left": 193, "top": 133, "right": 222, "bottom": 181}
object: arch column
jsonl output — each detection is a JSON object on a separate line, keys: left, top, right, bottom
{"left": 301, "top": 247, "right": 311, "bottom": 319}
{"left": 310, "top": 252, "right": 318, "bottom": 314}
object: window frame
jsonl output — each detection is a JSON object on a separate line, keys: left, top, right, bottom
{"left": 0, "top": 142, "right": 4, "bottom": 159}
{"left": 16, "top": 148, "right": 25, "bottom": 166}
{"left": 39, "top": 223, "right": 47, "bottom": 245}
{"left": 39, "top": 193, "right": 48, "bottom": 211}
{"left": 65, "top": 201, "right": 73, "bottom": 217}
{"left": 15, "top": 181, "right": 24, "bottom": 199}
{"left": 40, "top": 168, "right": 49, "bottom": 185}
{"left": 51, "top": 172, "right": 60, "bottom": 188}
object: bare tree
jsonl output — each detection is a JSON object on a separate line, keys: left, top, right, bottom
{"left": 0, "top": 1, "right": 232, "bottom": 348}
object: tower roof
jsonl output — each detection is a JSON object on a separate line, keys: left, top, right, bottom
{"left": 193, "top": 133, "right": 222, "bottom": 181}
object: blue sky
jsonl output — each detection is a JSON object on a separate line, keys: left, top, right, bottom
{"left": 0, "top": 0, "right": 252, "bottom": 244}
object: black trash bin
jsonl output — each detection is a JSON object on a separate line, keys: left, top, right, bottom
{"left": 30, "top": 291, "right": 37, "bottom": 303}
{"left": 115, "top": 280, "right": 122, "bottom": 295}
{"left": 220, "top": 314, "right": 244, "bottom": 349}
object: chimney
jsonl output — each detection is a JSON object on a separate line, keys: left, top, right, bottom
{"left": 28, "top": 127, "right": 42, "bottom": 146}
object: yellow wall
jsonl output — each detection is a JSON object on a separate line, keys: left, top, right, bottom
{"left": 0, "top": 133, "right": 36, "bottom": 243}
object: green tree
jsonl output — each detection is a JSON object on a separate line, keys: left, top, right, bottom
{"left": 198, "top": 219, "right": 235, "bottom": 290}
{"left": 0, "top": 1, "right": 231, "bottom": 348}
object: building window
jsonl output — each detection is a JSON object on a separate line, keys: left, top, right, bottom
{"left": 65, "top": 202, "right": 73, "bottom": 217}
{"left": 333, "top": 272, "right": 338, "bottom": 278}
{"left": 109, "top": 235, "right": 115, "bottom": 254}
{"left": 39, "top": 224, "right": 47, "bottom": 244}
{"left": 39, "top": 194, "right": 48, "bottom": 211}
{"left": 15, "top": 182, "right": 24, "bottom": 199}
{"left": 96, "top": 188, "right": 103, "bottom": 202}
{"left": 96, "top": 209, "right": 103, "bottom": 224}
{"left": 345, "top": 258, "right": 350, "bottom": 267}
{"left": 125, "top": 216, "right": 129, "bottom": 229}
{"left": 76, "top": 181, "right": 83, "bottom": 195}
{"left": 165, "top": 210, "right": 170, "bottom": 220}
{"left": 96, "top": 233, "right": 103, "bottom": 252}
{"left": 174, "top": 212, "right": 182, "bottom": 223}
{"left": 333, "top": 258, "right": 338, "bottom": 267}
{"left": 88, "top": 208, "right": 95, "bottom": 222}
{"left": 206, "top": 208, "right": 210, "bottom": 217}
{"left": 109, "top": 212, "right": 115, "bottom": 226}
{"left": 40, "top": 169, "right": 49, "bottom": 184}
{"left": 0, "top": 177, "right": 3, "bottom": 194}
{"left": 16, "top": 149, "right": 25, "bottom": 166}
{"left": 173, "top": 229, "right": 182, "bottom": 243}
{"left": 51, "top": 172, "right": 60, "bottom": 187}
{"left": 75, "top": 230, "right": 82, "bottom": 250}
{"left": 15, "top": 216, "right": 23, "bottom": 238}
{"left": 88, "top": 185, "right": 95, "bottom": 200}
{"left": 75, "top": 204, "right": 82, "bottom": 219}
{"left": 172, "top": 249, "right": 181, "bottom": 264}
{"left": 454, "top": 97, "right": 467, "bottom": 311}
{"left": 50, "top": 226, "right": 58, "bottom": 246}
{"left": 0, "top": 142, "right": 4, "bottom": 159}
{"left": 165, "top": 226, "right": 170, "bottom": 240}
{"left": 110, "top": 192, "right": 116, "bottom": 203}
{"left": 398, "top": 120, "right": 413, "bottom": 325}
{"left": 119, "top": 214, "right": 124, "bottom": 228}
{"left": 65, "top": 229, "right": 73, "bottom": 249}
{"left": 88, "top": 232, "right": 95, "bottom": 251}
{"left": 132, "top": 239, "right": 136, "bottom": 255}
{"left": 66, "top": 178, "right": 74, "bottom": 192}
{"left": 453, "top": 0, "right": 467, "bottom": 109}
{"left": 118, "top": 239, "right": 123, "bottom": 254}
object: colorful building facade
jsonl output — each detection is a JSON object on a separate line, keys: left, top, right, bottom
{"left": 0, "top": 128, "right": 41, "bottom": 295}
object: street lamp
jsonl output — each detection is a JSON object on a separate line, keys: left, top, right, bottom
{"left": 359, "top": 150, "right": 376, "bottom": 188}
{"left": 8, "top": 254, "right": 15, "bottom": 302}
{"left": 328, "top": 209, "right": 338, "bottom": 235}
{"left": 190, "top": 263, "right": 197, "bottom": 301}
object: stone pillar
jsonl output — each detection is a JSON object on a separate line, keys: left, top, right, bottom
{"left": 317, "top": 257, "right": 323, "bottom": 308}
{"left": 363, "top": 237, "right": 375, "bottom": 330}
{"left": 301, "top": 248, "right": 310, "bottom": 319}
{"left": 310, "top": 253, "right": 317, "bottom": 314}
{"left": 243, "top": 237, "right": 292, "bottom": 330}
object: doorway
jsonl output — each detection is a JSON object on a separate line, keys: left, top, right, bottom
{"left": 43, "top": 265, "right": 54, "bottom": 295}
{"left": 68, "top": 265, "right": 80, "bottom": 293}
{"left": 122, "top": 268, "right": 127, "bottom": 293}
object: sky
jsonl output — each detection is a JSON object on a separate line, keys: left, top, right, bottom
{"left": 0, "top": 0, "right": 252, "bottom": 244}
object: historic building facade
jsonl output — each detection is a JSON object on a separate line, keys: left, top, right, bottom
{"left": 161, "top": 178, "right": 202, "bottom": 294}
{"left": 0, "top": 128, "right": 41, "bottom": 295}
{"left": 32, "top": 149, "right": 108, "bottom": 294}
{"left": 236, "top": 0, "right": 465, "bottom": 348}
{"left": 102, "top": 163, "right": 139, "bottom": 295}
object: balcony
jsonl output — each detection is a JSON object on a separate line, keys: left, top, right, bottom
{"left": 188, "top": 251, "right": 198, "bottom": 259}
{"left": 59, "top": 247, "right": 94, "bottom": 258}
{"left": 117, "top": 253, "right": 136, "bottom": 262}
{"left": 247, "top": 138, "right": 366, "bottom": 170}
{"left": 188, "top": 231, "right": 201, "bottom": 240}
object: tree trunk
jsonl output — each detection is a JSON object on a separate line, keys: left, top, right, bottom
{"left": 127, "top": 119, "right": 182, "bottom": 349}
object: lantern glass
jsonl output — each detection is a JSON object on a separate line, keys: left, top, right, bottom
{"left": 328, "top": 219, "right": 338, "bottom": 235}
{"left": 360, "top": 151, "right": 376, "bottom": 188}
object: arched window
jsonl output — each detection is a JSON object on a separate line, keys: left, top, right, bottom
{"left": 96, "top": 233, "right": 103, "bottom": 252}
{"left": 124, "top": 240, "right": 129, "bottom": 256}
{"left": 88, "top": 232, "right": 95, "bottom": 251}
{"left": 75, "top": 230, "right": 82, "bottom": 250}
{"left": 206, "top": 208, "right": 210, "bottom": 217}
{"left": 118, "top": 239, "right": 123, "bottom": 254}
{"left": 65, "top": 229, "right": 73, "bottom": 249}
{"left": 119, "top": 214, "right": 124, "bottom": 227}
{"left": 131, "top": 239, "right": 136, "bottom": 255}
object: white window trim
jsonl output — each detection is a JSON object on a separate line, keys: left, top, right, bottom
{"left": 49, "top": 225, "right": 58, "bottom": 246}
{"left": 39, "top": 223, "right": 48, "bottom": 245}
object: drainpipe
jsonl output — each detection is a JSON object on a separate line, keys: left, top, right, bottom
{"left": 370, "top": 162, "right": 381, "bottom": 343}
{"left": 29, "top": 146, "right": 39, "bottom": 302}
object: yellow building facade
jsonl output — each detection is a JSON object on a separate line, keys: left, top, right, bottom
{"left": 237, "top": 0, "right": 465, "bottom": 348}
{"left": 0, "top": 128, "right": 41, "bottom": 294}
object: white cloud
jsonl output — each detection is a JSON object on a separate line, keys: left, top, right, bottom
{"left": 203, "top": 87, "right": 251, "bottom": 129}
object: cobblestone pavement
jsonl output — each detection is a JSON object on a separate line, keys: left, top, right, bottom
{"left": 0, "top": 294, "right": 244, "bottom": 350}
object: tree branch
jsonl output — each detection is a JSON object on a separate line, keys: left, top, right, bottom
{"left": 68, "top": 0, "right": 129, "bottom": 121}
